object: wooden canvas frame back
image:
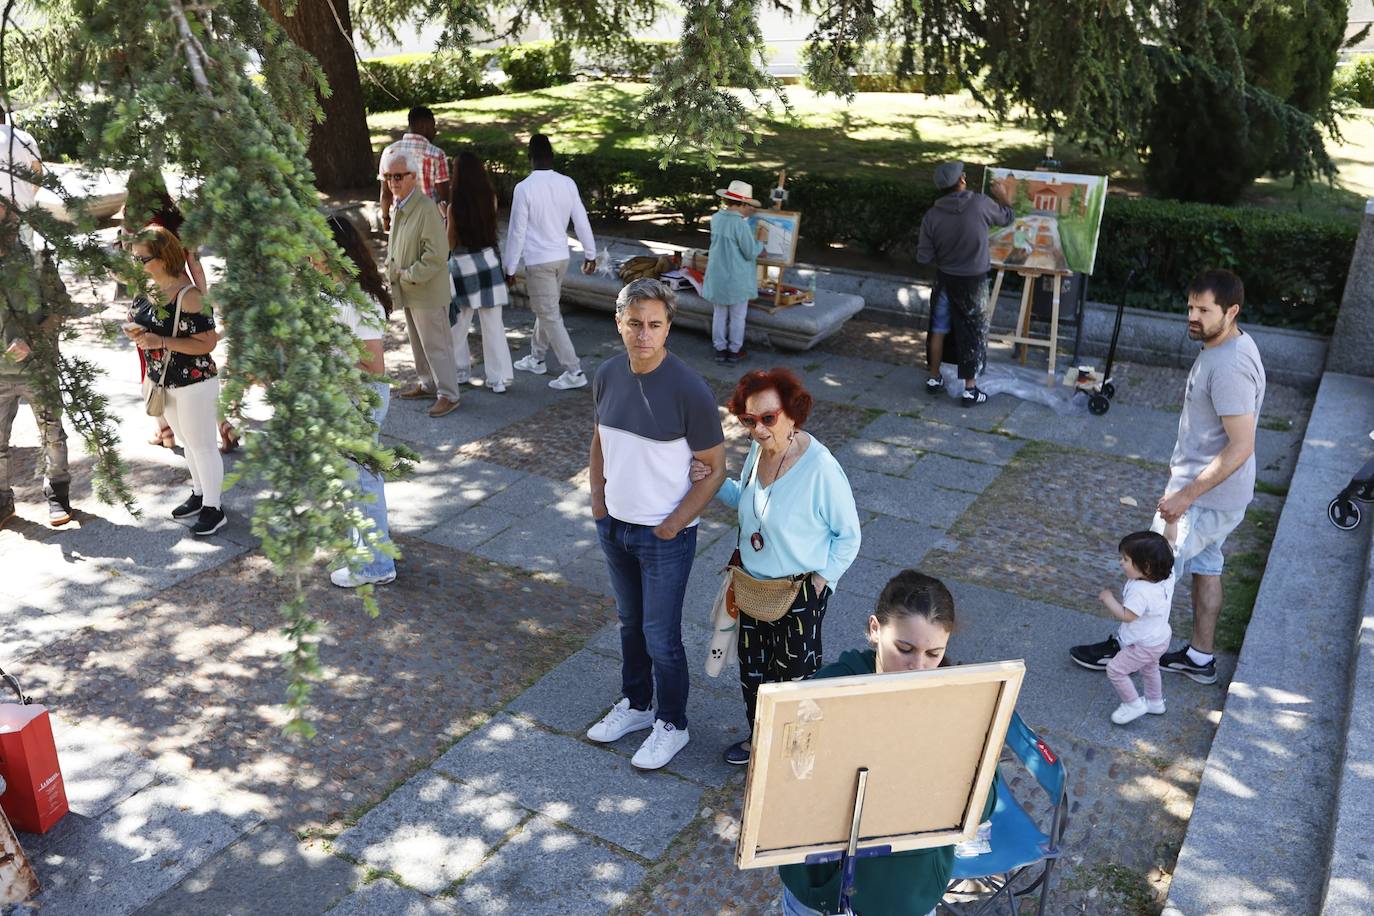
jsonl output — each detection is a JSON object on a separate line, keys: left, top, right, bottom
{"left": 736, "top": 660, "right": 1025, "bottom": 870}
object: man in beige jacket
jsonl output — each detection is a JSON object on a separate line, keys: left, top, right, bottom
{"left": 383, "top": 148, "right": 460, "bottom": 417}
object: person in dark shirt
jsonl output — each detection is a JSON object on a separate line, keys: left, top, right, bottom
{"left": 916, "top": 162, "right": 1014, "bottom": 406}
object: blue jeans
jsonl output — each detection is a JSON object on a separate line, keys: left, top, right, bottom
{"left": 930, "top": 287, "right": 952, "bottom": 334}
{"left": 596, "top": 516, "right": 698, "bottom": 729}
{"left": 352, "top": 382, "right": 395, "bottom": 578}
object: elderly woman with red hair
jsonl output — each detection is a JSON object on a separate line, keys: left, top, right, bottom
{"left": 695, "top": 367, "right": 862, "bottom": 765}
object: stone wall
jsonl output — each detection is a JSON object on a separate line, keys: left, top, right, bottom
{"left": 1326, "top": 199, "right": 1374, "bottom": 378}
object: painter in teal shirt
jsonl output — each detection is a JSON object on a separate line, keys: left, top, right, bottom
{"left": 703, "top": 207, "right": 765, "bottom": 306}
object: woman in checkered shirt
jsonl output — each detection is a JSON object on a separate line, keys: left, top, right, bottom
{"left": 447, "top": 152, "right": 514, "bottom": 394}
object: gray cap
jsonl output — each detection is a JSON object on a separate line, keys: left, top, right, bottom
{"left": 933, "top": 161, "right": 964, "bottom": 190}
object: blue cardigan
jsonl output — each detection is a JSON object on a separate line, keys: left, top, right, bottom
{"left": 718, "top": 436, "right": 861, "bottom": 587}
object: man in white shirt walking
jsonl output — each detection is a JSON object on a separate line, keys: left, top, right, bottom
{"left": 504, "top": 133, "right": 597, "bottom": 391}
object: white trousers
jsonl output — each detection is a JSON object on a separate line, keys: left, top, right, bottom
{"left": 452, "top": 305, "right": 515, "bottom": 386}
{"left": 712, "top": 302, "right": 748, "bottom": 352}
{"left": 524, "top": 259, "right": 581, "bottom": 373}
{"left": 163, "top": 378, "right": 223, "bottom": 508}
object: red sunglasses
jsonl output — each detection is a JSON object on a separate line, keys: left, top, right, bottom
{"left": 736, "top": 412, "right": 781, "bottom": 429}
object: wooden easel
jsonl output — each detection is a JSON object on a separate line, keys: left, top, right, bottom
{"left": 988, "top": 266, "right": 1072, "bottom": 384}
{"left": 753, "top": 170, "right": 804, "bottom": 313}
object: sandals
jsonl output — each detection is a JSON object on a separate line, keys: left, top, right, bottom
{"left": 961, "top": 386, "right": 989, "bottom": 406}
{"left": 149, "top": 426, "right": 177, "bottom": 449}
{"left": 218, "top": 421, "right": 240, "bottom": 454}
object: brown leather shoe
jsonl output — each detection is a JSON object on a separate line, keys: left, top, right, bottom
{"left": 397, "top": 384, "right": 435, "bottom": 400}
{"left": 428, "top": 396, "right": 460, "bottom": 418}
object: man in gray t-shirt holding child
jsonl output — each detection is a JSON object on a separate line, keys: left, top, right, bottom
{"left": 1072, "top": 268, "right": 1265, "bottom": 685}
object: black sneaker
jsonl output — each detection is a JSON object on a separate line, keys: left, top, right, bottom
{"left": 1160, "top": 646, "right": 1218, "bottom": 685}
{"left": 961, "top": 386, "right": 989, "bottom": 405}
{"left": 190, "top": 506, "right": 227, "bottom": 536}
{"left": 722, "top": 740, "right": 751, "bottom": 766}
{"left": 925, "top": 377, "right": 945, "bottom": 395}
{"left": 171, "top": 492, "right": 203, "bottom": 520}
{"left": 726, "top": 349, "right": 747, "bottom": 364}
{"left": 44, "top": 482, "right": 73, "bottom": 527}
{"left": 714, "top": 349, "right": 730, "bottom": 364}
{"left": 1069, "top": 635, "right": 1121, "bottom": 670}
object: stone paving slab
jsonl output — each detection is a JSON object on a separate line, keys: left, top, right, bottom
{"left": 383, "top": 458, "right": 527, "bottom": 536}
{"left": 908, "top": 452, "right": 1005, "bottom": 492}
{"left": 140, "top": 823, "right": 361, "bottom": 916}
{"left": 432, "top": 714, "right": 703, "bottom": 859}
{"left": 324, "top": 881, "right": 458, "bottom": 915}
{"left": 861, "top": 413, "right": 1027, "bottom": 465}
{"left": 455, "top": 814, "right": 647, "bottom": 914}
{"left": 470, "top": 505, "right": 601, "bottom": 573}
{"left": 844, "top": 466, "right": 979, "bottom": 526}
{"left": 833, "top": 438, "right": 923, "bottom": 477}
{"left": 856, "top": 514, "right": 951, "bottom": 567}
{"left": 21, "top": 775, "right": 261, "bottom": 916}
{"left": 45, "top": 716, "right": 161, "bottom": 823}
{"left": 334, "top": 772, "right": 526, "bottom": 894}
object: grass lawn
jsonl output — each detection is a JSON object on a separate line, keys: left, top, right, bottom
{"left": 369, "top": 81, "right": 1374, "bottom": 221}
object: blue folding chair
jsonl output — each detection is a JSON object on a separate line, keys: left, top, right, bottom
{"left": 939, "top": 712, "right": 1068, "bottom": 915}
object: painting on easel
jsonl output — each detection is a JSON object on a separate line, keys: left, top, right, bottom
{"left": 983, "top": 169, "right": 1108, "bottom": 275}
{"left": 748, "top": 210, "right": 801, "bottom": 267}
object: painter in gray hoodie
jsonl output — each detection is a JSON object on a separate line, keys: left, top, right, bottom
{"left": 915, "top": 162, "right": 1014, "bottom": 404}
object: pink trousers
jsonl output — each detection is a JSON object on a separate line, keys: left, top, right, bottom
{"left": 1106, "top": 640, "right": 1169, "bottom": 704}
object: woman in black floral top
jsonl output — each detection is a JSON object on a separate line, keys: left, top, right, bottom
{"left": 122, "top": 226, "right": 228, "bottom": 536}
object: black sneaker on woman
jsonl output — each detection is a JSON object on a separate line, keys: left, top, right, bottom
{"left": 722, "top": 740, "right": 751, "bottom": 766}
{"left": 961, "top": 386, "right": 989, "bottom": 406}
{"left": 171, "top": 492, "right": 202, "bottom": 520}
{"left": 191, "top": 506, "right": 227, "bottom": 536}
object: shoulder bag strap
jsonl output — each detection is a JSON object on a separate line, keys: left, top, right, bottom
{"left": 157, "top": 284, "right": 190, "bottom": 379}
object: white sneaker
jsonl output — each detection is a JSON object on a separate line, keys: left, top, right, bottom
{"left": 586, "top": 698, "right": 655, "bottom": 743}
{"left": 1111, "top": 699, "right": 1149, "bottom": 725}
{"left": 514, "top": 355, "right": 547, "bottom": 375}
{"left": 632, "top": 719, "right": 690, "bottom": 770}
{"left": 489, "top": 380, "right": 508, "bottom": 394}
{"left": 548, "top": 370, "right": 587, "bottom": 391}
{"left": 330, "top": 567, "right": 397, "bottom": 588}
{"left": 1146, "top": 699, "right": 1166, "bottom": 715}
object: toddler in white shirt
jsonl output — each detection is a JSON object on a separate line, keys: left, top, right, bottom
{"left": 1099, "top": 531, "right": 1176, "bottom": 725}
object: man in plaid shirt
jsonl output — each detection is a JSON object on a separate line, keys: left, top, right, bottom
{"left": 380, "top": 106, "right": 450, "bottom": 232}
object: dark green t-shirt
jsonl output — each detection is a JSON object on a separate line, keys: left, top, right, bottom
{"left": 777, "top": 648, "right": 1000, "bottom": 915}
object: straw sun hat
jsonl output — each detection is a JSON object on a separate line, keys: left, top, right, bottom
{"left": 716, "top": 179, "right": 761, "bottom": 208}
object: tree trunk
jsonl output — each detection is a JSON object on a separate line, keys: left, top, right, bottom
{"left": 262, "top": 0, "right": 376, "bottom": 190}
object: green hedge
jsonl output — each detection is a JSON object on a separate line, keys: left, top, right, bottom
{"left": 1334, "top": 54, "right": 1374, "bottom": 107}
{"left": 1094, "top": 198, "right": 1356, "bottom": 333}
{"left": 495, "top": 40, "right": 575, "bottom": 92}
{"left": 465, "top": 142, "right": 1353, "bottom": 333}
{"left": 360, "top": 51, "right": 497, "bottom": 113}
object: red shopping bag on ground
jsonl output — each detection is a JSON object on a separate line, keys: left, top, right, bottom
{"left": 0, "top": 668, "right": 68, "bottom": 834}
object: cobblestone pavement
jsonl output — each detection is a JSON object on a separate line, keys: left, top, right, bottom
{"left": 2, "top": 276, "right": 1315, "bottom": 915}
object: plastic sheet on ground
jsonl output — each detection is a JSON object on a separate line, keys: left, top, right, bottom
{"left": 938, "top": 363, "right": 1088, "bottom": 415}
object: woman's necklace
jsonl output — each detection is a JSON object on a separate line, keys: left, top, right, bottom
{"left": 749, "top": 435, "right": 795, "bottom": 552}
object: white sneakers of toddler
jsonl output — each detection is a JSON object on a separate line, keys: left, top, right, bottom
{"left": 1111, "top": 697, "right": 1166, "bottom": 725}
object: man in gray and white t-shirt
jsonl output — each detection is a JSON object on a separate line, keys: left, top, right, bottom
{"left": 1072, "top": 268, "right": 1264, "bottom": 685}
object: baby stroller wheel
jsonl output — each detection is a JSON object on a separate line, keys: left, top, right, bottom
{"left": 1101, "top": 382, "right": 1116, "bottom": 399}
{"left": 1329, "top": 497, "right": 1362, "bottom": 531}
{"left": 1088, "top": 393, "right": 1111, "bottom": 416}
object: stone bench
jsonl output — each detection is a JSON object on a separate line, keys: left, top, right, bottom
{"left": 513, "top": 235, "right": 865, "bottom": 352}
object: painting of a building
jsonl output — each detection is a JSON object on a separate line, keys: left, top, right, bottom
{"left": 985, "top": 169, "right": 1108, "bottom": 275}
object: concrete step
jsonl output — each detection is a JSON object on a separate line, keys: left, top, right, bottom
{"left": 1163, "top": 374, "right": 1374, "bottom": 916}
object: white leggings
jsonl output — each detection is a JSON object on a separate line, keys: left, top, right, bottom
{"left": 163, "top": 378, "right": 223, "bottom": 509}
